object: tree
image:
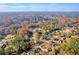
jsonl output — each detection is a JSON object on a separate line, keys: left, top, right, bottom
{"left": 75, "top": 29, "right": 79, "bottom": 35}
{"left": 5, "top": 34, "right": 13, "bottom": 40}
{"left": 0, "top": 34, "right": 2, "bottom": 40}
{"left": 33, "top": 31, "right": 39, "bottom": 43}
{"left": 4, "top": 45, "right": 17, "bottom": 55}
{"left": 60, "top": 36, "right": 79, "bottom": 55}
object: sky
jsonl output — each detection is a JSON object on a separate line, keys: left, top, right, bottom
{"left": 0, "top": 3, "right": 79, "bottom": 12}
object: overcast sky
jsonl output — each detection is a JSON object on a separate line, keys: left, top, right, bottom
{"left": 0, "top": 3, "right": 79, "bottom": 12}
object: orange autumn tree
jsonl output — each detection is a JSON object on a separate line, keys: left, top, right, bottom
{"left": 17, "top": 24, "right": 32, "bottom": 37}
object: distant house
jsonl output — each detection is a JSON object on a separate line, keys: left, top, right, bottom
{"left": 53, "top": 35, "right": 60, "bottom": 41}
{"left": 24, "top": 31, "right": 33, "bottom": 40}
{"left": 0, "top": 34, "right": 6, "bottom": 39}
{"left": 24, "top": 35, "right": 29, "bottom": 40}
